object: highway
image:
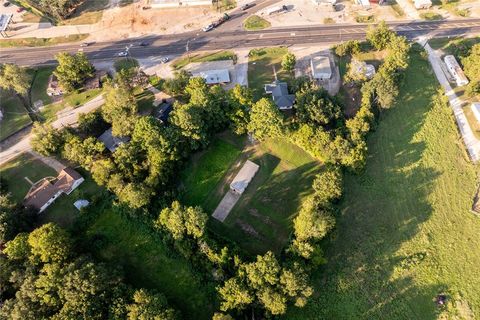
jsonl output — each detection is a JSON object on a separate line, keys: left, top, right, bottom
{"left": 1, "top": 18, "right": 480, "bottom": 66}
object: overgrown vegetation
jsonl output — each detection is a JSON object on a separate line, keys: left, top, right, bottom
{"left": 243, "top": 15, "right": 271, "bottom": 31}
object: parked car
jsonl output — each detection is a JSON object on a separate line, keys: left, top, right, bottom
{"left": 3, "top": 1, "right": 11, "bottom": 7}
{"left": 241, "top": 2, "right": 255, "bottom": 10}
{"left": 160, "top": 57, "right": 169, "bottom": 63}
{"left": 139, "top": 41, "right": 150, "bottom": 47}
{"left": 202, "top": 24, "right": 214, "bottom": 32}
{"left": 117, "top": 51, "right": 128, "bottom": 57}
{"left": 80, "top": 42, "right": 91, "bottom": 47}
{"left": 16, "top": 7, "right": 24, "bottom": 12}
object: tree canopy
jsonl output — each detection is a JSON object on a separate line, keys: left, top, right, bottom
{"left": 54, "top": 52, "right": 95, "bottom": 92}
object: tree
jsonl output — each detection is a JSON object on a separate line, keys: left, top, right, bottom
{"left": 163, "top": 70, "right": 190, "bottom": 96}
{"left": 54, "top": 52, "right": 94, "bottom": 92}
{"left": 127, "top": 289, "right": 178, "bottom": 320}
{"left": 462, "top": 43, "right": 480, "bottom": 96}
{"left": 334, "top": 40, "right": 361, "bottom": 57}
{"left": 102, "top": 82, "right": 138, "bottom": 137}
{"left": 170, "top": 103, "right": 208, "bottom": 150}
{"left": 218, "top": 278, "right": 254, "bottom": 312}
{"left": 0, "top": 63, "right": 32, "bottom": 114}
{"left": 371, "top": 70, "right": 399, "bottom": 109}
{"left": 30, "top": 123, "right": 65, "bottom": 156}
{"left": 28, "top": 223, "right": 71, "bottom": 263}
{"left": 281, "top": 53, "right": 296, "bottom": 72}
{"left": 77, "top": 111, "right": 109, "bottom": 136}
{"left": 0, "top": 194, "right": 36, "bottom": 245}
{"left": 4, "top": 233, "right": 31, "bottom": 261}
{"left": 116, "top": 182, "right": 152, "bottom": 209}
{"left": 212, "top": 313, "right": 234, "bottom": 320}
{"left": 247, "top": 98, "right": 284, "bottom": 141}
{"left": 155, "top": 201, "right": 208, "bottom": 240}
{"left": 63, "top": 136, "right": 105, "bottom": 170}
{"left": 366, "top": 21, "right": 394, "bottom": 50}
{"left": 311, "top": 167, "right": 343, "bottom": 204}
{"left": 227, "top": 85, "right": 253, "bottom": 135}
{"left": 295, "top": 83, "right": 342, "bottom": 127}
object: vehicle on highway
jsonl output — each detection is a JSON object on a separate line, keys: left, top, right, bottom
{"left": 139, "top": 41, "right": 150, "bottom": 47}
{"left": 117, "top": 51, "right": 128, "bottom": 57}
{"left": 241, "top": 2, "right": 255, "bottom": 10}
{"left": 203, "top": 24, "right": 214, "bottom": 32}
{"left": 3, "top": 1, "right": 11, "bottom": 7}
{"left": 160, "top": 57, "right": 169, "bottom": 63}
{"left": 80, "top": 42, "right": 91, "bottom": 47}
{"left": 16, "top": 7, "right": 24, "bottom": 12}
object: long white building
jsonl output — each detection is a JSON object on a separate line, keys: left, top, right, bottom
{"left": 444, "top": 55, "right": 469, "bottom": 87}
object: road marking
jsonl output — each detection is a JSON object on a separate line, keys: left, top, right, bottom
{"left": 291, "top": 32, "right": 295, "bottom": 36}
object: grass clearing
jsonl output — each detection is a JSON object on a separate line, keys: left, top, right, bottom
{"left": 243, "top": 15, "right": 271, "bottom": 31}
{"left": 60, "top": 0, "right": 109, "bottom": 25}
{"left": 420, "top": 11, "right": 443, "bottom": 20}
{"left": 355, "top": 14, "right": 375, "bottom": 23}
{"left": 286, "top": 47, "right": 480, "bottom": 319}
{"left": 172, "top": 51, "right": 237, "bottom": 70}
{"left": 181, "top": 138, "right": 242, "bottom": 212}
{"left": 86, "top": 209, "right": 215, "bottom": 319}
{"left": 0, "top": 153, "right": 57, "bottom": 203}
{"left": 114, "top": 58, "right": 139, "bottom": 72}
{"left": 248, "top": 47, "right": 290, "bottom": 100}
{"left": 136, "top": 89, "right": 155, "bottom": 115}
{"left": 0, "top": 93, "right": 32, "bottom": 141}
{"left": 0, "top": 34, "right": 89, "bottom": 48}
{"left": 30, "top": 66, "right": 55, "bottom": 106}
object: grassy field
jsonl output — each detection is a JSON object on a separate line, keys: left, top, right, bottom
{"left": 0, "top": 153, "right": 56, "bottom": 202}
{"left": 181, "top": 139, "right": 242, "bottom": 211}
{"left": 0, "top": 34, "right": 89, "bottom": 48}
{"left": 60, "top": 0, "right": 109, "bottom": 25}
{"left": 31, "top": 66, "right": 55, "bottom": 105}
{"left": 86, "top": 209, "right": 216, "bottom": 319}
{"left": 428, "top": 36, "right": 480, "bottom": 51}
{"left": 248, "top": 47, "right": 290, "bottom": 100}
{"left": 0, "top": 94, "right": 32, "bottom": 141}
{"left": 172, "top": 51, "right": 237, "bottom": 70}
{"left": 420, "top": 11, "right": 443, "bottom": 20}
{"left": 243, "top": 15, "right": 271, "bottom": 31}
{"left": 285, "top": 47, "right": 480, "bottom": 319}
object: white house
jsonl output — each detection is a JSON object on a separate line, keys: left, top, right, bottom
{"left": 230, "top": 160, "right": 260, "bottom": 194}
{"left": 414, "top": 0, "right": 432, "bottom": 9}
{"left": 24, "top": 168, "right": 84, "bottom": 213}
{"left": 191, "top": 69, "right": 230, "bottom": 84}
{"left": 311, "top": 55, "right": 332, "bottom": 80}
{"left": 186, "top": 60, "right": 233, "bottom": 85}
{"left": 444, "top": 55, "right": 469, "bottom": 86}
{"left": 471, "top": 103, "right": 480, "bottom": 123}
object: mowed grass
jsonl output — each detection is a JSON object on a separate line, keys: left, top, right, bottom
{"left": 248, "top": 47, "right": 290, "bottom": 100}
{"left": 243, "top": 15, "right": 271, "bottom": 31}
{"left": 0, "top": 34, "right": 89, "bottom": 48}
{"left": 0, "top": 93, "right": 32, "bottom": 141}
{"left": 172, "top": 51, "right": 237, "bottom": 70}
{"left": 31, "top": 66, "right": 55, "bottom": 105}
{"left": 86, "top": 210, "right": 215, "bottom": 319}
{"left": 0, "top": 153, "right": 57, "bottom": 202}
{"left": 181, "top": 139, "right": 242, "bottom": 212}
{"left": 60, "top": 0, "right": 109, "bottom": 25}
{"left": 285, "top": 47, "right": 480, "bottom": 319}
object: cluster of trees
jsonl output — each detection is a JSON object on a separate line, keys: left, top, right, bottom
{"left": 0, "top": 63, "right": 33, "bottom": 118}
{"left": 23, "top": 0, "right": 82, "bottom": 20}
{"left": 0, "top": 194, "right": 36, "bottom": 246}
{"left": 0, "top": 223, "right": 178, "bottom": 319}
{"left": 54, "top": 52, "right": 95, "bottom": 92}
{"left": 461, "top": 43, "right": 480, "bottom": 97}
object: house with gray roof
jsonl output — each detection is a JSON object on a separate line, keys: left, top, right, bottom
{"left": 98, "top": 128, "right": 130, "bottom": 153}
{"left": 264, "top": 80, "right": 295, "bottom": 110}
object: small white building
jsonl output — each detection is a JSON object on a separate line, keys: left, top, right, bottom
{"left": 191, "top": 69, "right": 230, "bottom": 85}
{"left": 230, "top": 160, "right": 260, "bottom": 194}
{"left": 311, "top": 0, "right": 336, "bottom": 4}
{"left": 151, "top": 0, "right": 212, "bottom": 8}
{"left": 471, "top": 103, "right": 480, "bottom": 123}
{"left": 444, "top": 55, "right": 469, "bottom": 87}
{"left": 185, "top": 60, "right": 234, "bottom": 85}
{"left": 356, "top": 0, "right": 370, "bottom": 8}
{"left": 414, "top": 0, "right": 432, "bottom": 9}
{"left": 311, "top": 56, "right": 332, "bottom": 80}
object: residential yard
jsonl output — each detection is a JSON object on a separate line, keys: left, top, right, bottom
{"left": 30, "top": 66, "right": 55, "bottom": 106}
{"left": 286, "top": 48, "right": 480, "bottom": 319}
{"left": 243, "top": 15, "right": 271, "bottom": 31}
{"left": 172, "top": 51, "right": 237, "bottom": 70}
{"left": 428, "top": 36, "right": 480, "bottom": 52}
{"left": 182, "top": 132, "right": 322, "bottom": 255}
{"left": 248, "top": 47, "right": 290, "bottom": 100}
{"left": 0, "top": 93, "right": 32, "bottom": 141}
{"left": 0, "top": 34, "right": 89, "bottom": 48}
{"left": 136, "top": 89, "right": 156, "bottom": 115}
{"left": 85, "top": 209, "right": 216, "bottom": 319}
{"left": 0, "top": 153, "right": 56, "bottom": 203}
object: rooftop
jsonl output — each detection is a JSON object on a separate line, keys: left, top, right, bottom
{"left": 264, "top": 81, "right": 295, "bottom": 109}
{"left": 98, "top": 128, "right": 130, "bottom": 152}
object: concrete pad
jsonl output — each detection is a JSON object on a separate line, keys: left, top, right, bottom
{"left": 212, "top": 190, "right": 241, "bottom": 222}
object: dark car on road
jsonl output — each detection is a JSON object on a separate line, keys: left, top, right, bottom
{"left": 3, "top": 1, "right": 11, "bottom": 7}
{"left": 139, "top": 41, "right": 150, "bottom": 47}
{"left": 241, "top": 2, "right": 255, "bottom": 10}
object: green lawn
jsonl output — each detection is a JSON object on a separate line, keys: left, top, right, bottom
{"left": 0, "top": 153, "right": 56, "bottom": 203}
{"left": 0, "top": 34, "right": 89, "bottom": 48}
{"left": 30, "top": 66, "right": 55, "bottom": 106}
{"left": 40, "top": 89, "right": 103, "bottom": 122}
{"left": 135, "top": 89, "right": 155, "bottom": 115}
{"left": 285, "top": 47, "right": 480, "bottom": 319}
{"left": 428, "top": 36, "right": 480, "bottom": 51}
{"left": 114, "top": 58, "right": 140, "bottom": 72}
{"left": 172, "top": 51, "right": 237, "bottom": 70}
{"left": 420, "top": 11, "right": 443, "bottom": 20}
{"left": 243, "top": 15, "right": 271, "bottom": 31}
{"left": 60, "top": 0, "right": 109, "bottom": 25}
{"left": 181, "top": 138, "right": 242, "bottom": 212}
{"left": 86, "top": 209, "right": 216, "bottom": 319}
{"left": 0, "top": 94, "right": 32, "bottom": 141}
{"left": 248, "top": 47, "right": 291, "bottom": 100}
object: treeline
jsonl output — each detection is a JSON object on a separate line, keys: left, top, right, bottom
{"left": 461, "top": 43, "right": 480, "bottom": 97}
{"left": 0, "top": 219, "right": 178, "bottom": 319}
{"left": 22, "top": 0, "right": 83, "bottom": 20}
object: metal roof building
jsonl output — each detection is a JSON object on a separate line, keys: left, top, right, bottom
{"left": 0, "top": 14, "right": 13, "bottom": 38}
{"left": 311, "top": 56, "right": 332, "bottom": 80}
{"left": 98, "top": 128, "right": 129, "bottom": 153}
{"left": 444, "top": 55, "right": 469, "bottom": 86}
{"left": 264, "top": 81, "right": 296, "bottom": 110}
{"left": 186, "top": 60, "right": 233, "bottom": 85}
{"left": 191, "top": 69, "right": 231, "bottom": 84}
{"left": 414, "top": 0, "right": 432, "bottom": 9}
{"left": 471, "top": 103, "right": 480, "bottom": 123}
{"left": 230, "top": 160, "right": 260, "bottom": 194}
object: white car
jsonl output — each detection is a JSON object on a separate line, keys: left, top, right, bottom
{"left": 202, "top": 24, "right": 214, "bottom": 32}
{"left": 117, "top": 51, "right": 128, "bottom": 57}
{"left": 160, "top": 57, "right": 169, "bottom": 63}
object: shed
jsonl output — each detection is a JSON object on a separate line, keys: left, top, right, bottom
{"left": 230, "top": 160, "right": 260, "bottom": 194}
{"left": 471, "top": 103, "right": 480, "bottom": 123}
{"left": 98, "top": 128, "right": 130, "bottom": 152}
{"left": 444, "top": 55, "right": 469, "bottom": 86}
{"left": 414, "top": 0, "right": 432, "bottom": 9}
{"left": 74, "top": 199, "right": 90, "bottom": 211}
{"left": 311, "top": 56, "right": 332, "bottom": 80}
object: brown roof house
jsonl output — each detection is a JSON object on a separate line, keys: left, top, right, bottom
{"left": 24, "top": 168, "right": 84, "bottom": 213}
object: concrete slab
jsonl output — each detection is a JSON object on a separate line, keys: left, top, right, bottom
{"left": 212, "top": 190, "right": 241, "bottom": 222}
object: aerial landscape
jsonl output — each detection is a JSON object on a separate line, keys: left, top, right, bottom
{"left": 0, "top": 0, "right": 479, "bottom": 319}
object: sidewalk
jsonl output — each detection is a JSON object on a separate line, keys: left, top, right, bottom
{"left": 420, "top": 39, "right": 480, "bottom": 163}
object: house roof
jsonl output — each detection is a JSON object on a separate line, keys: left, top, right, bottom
{"left": 186, "top": 60, "right": 234, "bottom": 85}
{"left": 264, "top": 81, "right": 295, "bottom": 109}
{"left": 230, "top": 160, "right": 260, "bottom": 194}
{"left": 191, "top": 69, "right": 230, "bottom": 84}
{"left": 98, "top": 128, "right": 129, "bottom": 152}
{"left": 24, "top": 168, "right": 83, "bottom": 211}
{"left": 311, "top": 55, "right": 332, "bottom": 78}
{"left": 155, "top": 102, "right": 173, "bottom": 123}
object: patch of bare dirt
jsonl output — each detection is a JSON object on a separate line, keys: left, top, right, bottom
{"left": 235, "top": 219, "right": 261, "bottom": 239}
